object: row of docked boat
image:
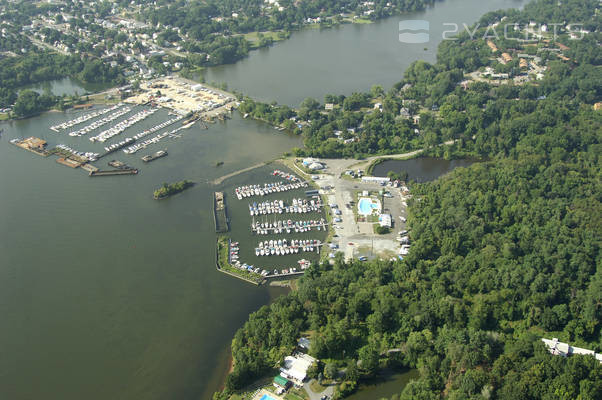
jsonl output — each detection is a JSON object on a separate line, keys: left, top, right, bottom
{"left": 228, "top": 240, "right": 240, "bottom": 264}
{"left": 255, "top": 239, "right": 322, "bottom": 256}
{"left": 251, "top": 218, "right": 327, "bottom": 235}
{"left": 248, "top": 197, "right": 322, "bottom": 216}
{"left": 272, "top": 170, "right": 302, "bottom": 182}
{"left": 55, "top": 144, "right": 100, "bottom": 162}
{"left": 103, "top": 137, "right": 135, "bottom": 154}
{"left": 50, "top": 104, "right": 122, "bottom": 132}
{"left": 128, "top": 115, "right": 183, "bottom": 142}
{"left": 90, "top": 108, "right": 158, "bottom": 143}
{"left": 123, "top": 123, "right": 188, "bottom": 154}
{"left": 235, "top": 181, "right": 308, "bottom": 200}
{"left": 231, "top": 261, "right": 308, "bottom": 277}
{"left": 68, "top": 106, "right": 132, "bottom": 137}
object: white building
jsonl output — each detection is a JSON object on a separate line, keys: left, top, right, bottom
{"left": 279, "top": 353, "right": 316, "bottom": 384}
{"left": 379, "top": 213, "right": 392, "bottom": 228}
{"left": 361, "top": 176, "right": 390, "bottom": 184}
{"left": 542, "top": 338, "right": 602, "bottom": 363}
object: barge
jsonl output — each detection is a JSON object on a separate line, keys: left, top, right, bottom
{"left": 141, "top": 149, "right": 168, "bottom": 163}
{"left": 213, "top": 192, "right": 230, "bottom": 233}
{"left": 89, "top": 168, "right": 138, "bottom": 177}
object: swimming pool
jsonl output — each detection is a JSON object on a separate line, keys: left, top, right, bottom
{"left": 358, "top": 197, "right": 381, "bottom": 216}
{"left": 260, "top": 394, "right": 277, "bottom": 400}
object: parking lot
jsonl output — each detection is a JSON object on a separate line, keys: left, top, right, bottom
{"left": 309, "top": 159, "right": 411, "bottom": 261}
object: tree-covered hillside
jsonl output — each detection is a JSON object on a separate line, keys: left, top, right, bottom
{"left": 217, "top": 1, "right": 601, "bottom": 399}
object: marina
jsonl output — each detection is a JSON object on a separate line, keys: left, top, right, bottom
{"left": 67, "top": 105, "right": 131, "bottom": 137}
{"left": 122, "top": 122, "right": 194, "bottom": 154}
{"left": 248, "top": 197, "right": 322, "bottom": 216}
{"left": 128, "top": 115, "right": 183, "bottom": 142}
{"left": 53, "top": 143, "right": 100, "bottom": 162}
{"left": 101, "top": 137, "right": 136, "bottom": 156}
{"left": 89, "top": 108, "right": 158, "bottom": 142}
{"left": 49, "top": 104, "right": 122, "bottom": 132}
{"left": 235, "top": 180, "right": 308, "bottom": 199}
{"left": 272, "top": 169, "right": 303, "bottom": 183}
{"left": 251, "top": 218, "right": 327, "bottom": 235}
{"left": 224, "top": 238, "right": 313, "bottom": 280}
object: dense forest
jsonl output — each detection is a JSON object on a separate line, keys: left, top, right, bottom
{"left": 217, "top": 0, "right": 601, "bottom": 399}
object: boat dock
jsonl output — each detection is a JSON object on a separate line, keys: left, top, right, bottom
{"left": 251, "top": 218, "right": 328, "bottom": 234}
{"left": 214, "top": 192, "right": 230, "bottom": 233}
{"left": 248, "top": 197, "right": 323, "bottom": 216}
{"left": 66, "top": 105, "right": 131, "bottom": 137}
{"left": 255, "top": 239, "right": 322, "bottom": 256}
{"left": 235, "top": 181, "right": 308, "bottom": 200}
{"left": 90, "top": 108, "right": 157, "bottom": 142}
{"left": 88, "top": 168, "right": 138, "bottom": 177}
{"left": 99, "top": 137, "right": 136, "bottom": 158}
{"left": 50, "top": 104, "right": 121, "bottom": 132}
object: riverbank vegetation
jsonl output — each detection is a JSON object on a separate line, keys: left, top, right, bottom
{"left": 0, "top": 51, "right": 124, "bottom": 116}
{"left": 216, "top": 236, "right": 264, "bottom": 285}
{"left": 241, "top": 0, "right": 601, "bottom": 160}
{"left": 153, "top": 180, "right": 194, "bottom": 199}
{"left": 217, "top": 1, "right": 601, "bottom": 399}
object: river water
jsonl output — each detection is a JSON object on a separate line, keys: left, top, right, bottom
{"left": 0, "top": 0, "right": 528, "bottom": 399}
{"left": 371, "top": 157, "right": 478, "bottom": 183}
{"left": 206, "top": 0, "right": 528, "bottom": 106}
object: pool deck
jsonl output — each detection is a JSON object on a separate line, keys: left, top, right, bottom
{"left": 358, "top": 197, "right": 381, "bottom": 216}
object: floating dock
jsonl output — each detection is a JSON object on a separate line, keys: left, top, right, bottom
{"left": 213, "top": 192, "right": 230, "bottom": 233}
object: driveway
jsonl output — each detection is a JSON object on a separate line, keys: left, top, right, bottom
{"left": 303, "top": 379, "right": 334, "bottom": 400}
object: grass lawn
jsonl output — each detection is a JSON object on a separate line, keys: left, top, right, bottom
{"left": 217, "top": 236, "right": 264, "bottom": 284}
{"left": 285, "top": 391, "right": 307, "bottom": 400}
{"left": 309, "top": 380, "right": 327, "bottom": 393}
{"left": 0, "top": 112, "right": 9, "bottom": 121}
{"left": 244, "top": 31, "right": 285, "bottom": 42}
